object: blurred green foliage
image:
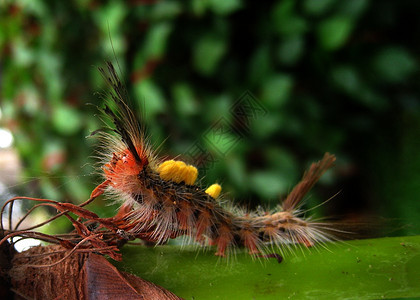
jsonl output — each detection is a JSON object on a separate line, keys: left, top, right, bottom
{"left": 0, "top": 0, "right": 419, "bottom": 235}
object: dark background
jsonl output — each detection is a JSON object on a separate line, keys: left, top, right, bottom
{"left": 1, "top": 0, "right": 419, "bottom": 236}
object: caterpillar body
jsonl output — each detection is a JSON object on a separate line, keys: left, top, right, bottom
{"left": 92, "top": 62, "right": 339, "bottom": 257}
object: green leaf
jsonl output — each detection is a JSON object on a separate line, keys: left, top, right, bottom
{"left": 38, "top": 51, "right": 63, "bottom": 101}
{"left": 151, "top": 1, "right": 182, "bottom": 20}
{"left": 357, "top": 88, "right": 388, "bottom": 110}
{"left": 226, "top": 154, "right": 247, "bottom": 189}
{"left": 248, "top": 45, "right": 271, "bottom": 86}
{"left": 18, "top": 0, "right": 48, "bottom": 16}
{"left": 303, "top": 0, "right": 336, "bottom": 16}
{"left": 143, "top": 22, "right": 173, "bottom": 58}
{"left": 172, "top": 82, "right": 198, "bottom": 116}
{"left": 249, "top": 170, "right": 289, "bottom": 199}
{"left": 317, "top": 17, "right": 354, "bottom": 50}
{"left": 63, "top": 175, "right": 91, "bottom": 202}
{"left": 52, "top": 105, "right": 82, "bottom": 135}
{"left": 277, "top": 35, "right": 304, "bottom": 65}
{"left": 208, "top": 0, "right": 242, "bottom": 15}
{"left": 190, "top": 0, "right": 209, "bottom": 16}
{"left": 40, "top": 176, "right": 62, "bottom": 202}
{"left": 203, "top": 129, "right": 239, "bottom": 156}
{"left": 133, "top": 79, "right": 167, "bottom": 120}
{"left": 265, "top": 148, "right": 297, "bottom": 179}
{"left": 94, "top": 1, "right": 127, "bottom": 33}
{"left": 373, "top": 47, "right": 417, "bottom": 83}
{"left": 93, "top": 1, "right": 127, "bottom": 56}
{"left": 331, "top": 65, "right": 360, "bottom": 94}
{"left": 13, "top": 38, "right": 35, "bottom": 66}
{"left": 272, "top": 0, "right": 307, "bottom": 36}
{"left": 261, "top": 74, "right": 294, "bottom": 108}
{"left": 193, "top": 34, "right": 227, "bottom": 76}
{"left": 250, "top": 112, "right": 283, "bottom": 139}
{"left": 337, "top": 0, "right": 369, "bottom": 18}
{"left": 115, "top": 236, "right": 420, "bottom": 299}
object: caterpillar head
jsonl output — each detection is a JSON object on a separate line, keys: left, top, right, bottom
{"left": 103, "top": 147, "right": 149, "bottom": 194}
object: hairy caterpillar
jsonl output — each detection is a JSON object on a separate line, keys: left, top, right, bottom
{"left": 90, "top": 62, "right": 341, "bottom": 257}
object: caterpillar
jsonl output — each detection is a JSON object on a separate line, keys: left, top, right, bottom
{"left": 90, "top": 62, "right": 341, "bottom": 257}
